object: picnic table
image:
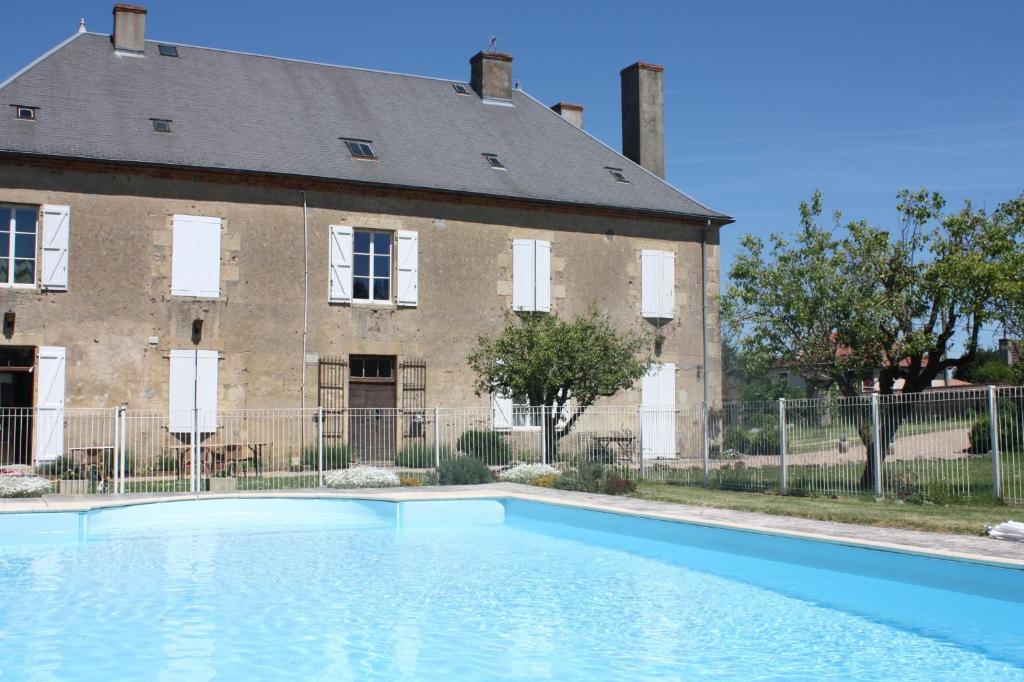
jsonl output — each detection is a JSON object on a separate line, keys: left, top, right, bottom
{"left": 67, "top": 445, "right": 115, "bottom": 479}
{"left": 168, "top": 442, "right": 267, "bottom": 478}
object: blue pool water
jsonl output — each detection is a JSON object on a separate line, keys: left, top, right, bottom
{"left": 0, "top": 498, "right": 1022, "bottom": 681}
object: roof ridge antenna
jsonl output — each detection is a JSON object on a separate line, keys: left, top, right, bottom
{"left": 78, "top": 18, "right": 87, "bottom": 33}
{"left": 487, "top": 36, "right": 498, "bottom": 52}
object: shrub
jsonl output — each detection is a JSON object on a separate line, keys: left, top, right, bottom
{"left": 398, "top": 474, "right": 423, "bottom": 487}
{"left": 722, "top": 425, "right": 781, "bottom": 456}
{"left": 302, "top": 444, "right": 350, "bottom": 471}
{"left": 0, "top": 475, "right": 52, "bottom": 498}
{"left": 456, "top": 430, "right": 512, "bottom": 465}
{"left": 602, "top": 472, "right": 637, "bottom": 495}
{"left": 395, "top": 443, "right": 450, "bottom": 468}
{"left": 437, "top": 457, "right": 493, "bottom": 485}
{"left": 968, "top": 411, "right": 1022, "bottom": 454}
{"left": 531, "top": 473, "right": 560, "bottom": 488}
{"left": 498, "top": 463, "right": 560, "bottom": 484}
{"left": 324, "top": 466, "right": 399, "bottom": 488}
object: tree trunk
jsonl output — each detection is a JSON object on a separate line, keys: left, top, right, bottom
{"left": 543, "top": 407, "right": 559, "bottom": 463}
{"left": 856, "top": 400, "right": 905, "bottom": 491}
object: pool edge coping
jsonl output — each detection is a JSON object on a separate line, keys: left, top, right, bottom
{"left": 2, "top": 486, "right": 1023, "bottom": 570}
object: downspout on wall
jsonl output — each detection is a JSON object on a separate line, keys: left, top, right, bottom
{"left": 702, "top": 218, "right": 710, "bottom": 405}
{"left": 300, "top": 190, "right": 309, "bottom": 411}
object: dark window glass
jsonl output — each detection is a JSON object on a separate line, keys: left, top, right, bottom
{"left": 350, "top": 357, "right": 364, "bottom": 377}
{"left": 0, "top": 207, "right": 9, "bottom": 231}
{"left": 14, "top": 209, "right": 35, "bottom": 233}
{"left": 14, "top": 233, "right": 34, "bottom": 258}
{"left": 373, "top": 255, "right": 389, "bottom": 276}
{"left": 0, "top": 262, "right": 7, "bottom": 283}
{"left": 452, "top": 83, "right": 470, "bottom": 95}
{"left": 353, "top": 277, "right": 370, "bottom": 300}
{"left": 353, "top": 231, "right": 371, "bottom": 253}
{"left": 354, "top": 254, "right": 370, "bottom": 277}
{"left": 15, "top": 107, "right": 35, "bottom": 120}
{"left": 372, "top": 232, "right": 391, "bottom": 253}
{"left": 152, "top": 119, "right": 171, "bottom": 133}
{"left": 13, "top": 260, "right": 33, "bottom": 284}
{"left": 345, "top": 140, "right": 375, "bottom": 159}
{"left": 373, "top": 278, "right": 390, "bottom": 300}
{"left": 376, "top": 357, "right": 393, "bottom": 377}
{"left": 484, "top": 154, "right": 504, "bottom": 169}
{"left": 158, "top": 44, "right": 179, "bottom": 57}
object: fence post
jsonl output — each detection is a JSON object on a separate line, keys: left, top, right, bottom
{"left": 702, "top": 402, "right": 710, "bottom": 488}
{"left": 870, "top": 393, "right": 882, "bottom": 496}
{"left": 778, "top": 398, "right": 788, "bottom": 495}
{"left": 637, "top": 407, "right": 644, "bottom": 479}
{"left": 112, "top": 407, "right": 120, "bottom": 496}
{"left": 989, "top": 385, "right": 1002, "bottom": 500}
{"left": 118, "top": 406, "right": 126, "bottom": 495}
{"left": 433, "top": 406, "right": 441, "bottom": 468}
{"left": 191, "top": 406, "right": 199, "bottom": 494}
{"left": 540, "top": 406, "right": 547, "bottom": 465}
{"left": 317, "top": 406, "right": 325, "bottom": 487}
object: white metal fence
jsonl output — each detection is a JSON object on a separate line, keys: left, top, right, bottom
{"left": 1, "top": 386, "right": 1022, "bottom": 503}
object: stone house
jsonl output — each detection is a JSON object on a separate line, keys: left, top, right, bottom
{"left": 0, "top": 5, "right": 731, "bottom": 463}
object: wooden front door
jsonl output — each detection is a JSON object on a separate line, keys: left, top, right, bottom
{"left": 348, "top": 356, "right": 396, "bottom": 463}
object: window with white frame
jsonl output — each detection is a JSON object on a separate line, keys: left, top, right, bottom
{"left": 0, "top": 205, "right": 38, "bottom": 287}
{"left": 353, "top": 230, "right": 392, "bottom": 302}
{"left": 512, "top": 395, "right": 541, "bottom": 429}
{"left": 329, "top": 226, "right": 418, "bottom": 307}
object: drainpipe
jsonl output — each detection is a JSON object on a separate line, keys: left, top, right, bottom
{"left": 300, "top": 191, "right": 309, "bottom": 411}
{"left": 701, "top": 218, "right": 710, "bottom": 405}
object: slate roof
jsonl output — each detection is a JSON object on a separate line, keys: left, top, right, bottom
{"left": 0, "top": 32, "right": 730, "bottom": 222}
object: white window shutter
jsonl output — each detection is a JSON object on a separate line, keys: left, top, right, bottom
{"left": 168, "top": 350, "right": 194, "bottom": 433}
{"left": 195, "top": 216, "right": 222, "bottom": 298}
{"left": 396, "top": 230, "right": 419, "bottom": 307}
{"left": 491, "top": 392, "right": 513, "bottom": 431}
{"left": 329, "top": 225, "right": 353, "bottom": 303}
{"left": 40, "top": 205, "right": 70, "bottom": 290}
{"left": 641, "top": 250, "right": 660, "bottom": 318}
{"left": 34, "top": 346, "right": 66, "bottom": 462}
{"left": 534, "top": 240, "right": 551, "bottom": 313}
{"left": 171, "top": 215, "right": 196, "bottom": 296}
{"left": 195, "top": 350, "right": 219, "bottom": 433}
{"left": 641, "top": 363, "right": 676, "bottom": 459}
{"left": 660, "top": 251, "right": 675, "bottom": 319}
{"left": 512, "top": 239, "right": 534, "bottom": 311}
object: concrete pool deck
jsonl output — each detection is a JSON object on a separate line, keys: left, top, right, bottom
{"left": 2, "top": 483, "right": 1023, "bottom": 569}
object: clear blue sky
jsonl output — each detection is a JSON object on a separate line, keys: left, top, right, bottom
{"left": 4, "top": 0, "right": 1023, "bottom": 342}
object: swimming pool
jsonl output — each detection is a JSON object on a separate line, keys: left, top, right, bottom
{"left": 0, "top": 497, "right": 1022, "bottom": 680}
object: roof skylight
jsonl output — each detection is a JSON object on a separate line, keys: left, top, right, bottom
{"left": 158, "top": 44, "right": 179, "bottom": 57}
{"left": 151, "top": 118, "right": 172, "bottom": 133}
{"left": 13, "top": 105, "right": 37, "bottom": 121}
{"left": 483, "top": 153, "right": 505, "bottom": 169}
{"left": 452, "top": 83, "right": 470, "bottom": 95}
{"left": 606, "top": 167, "right": 629, "bottom": 183}
{"left": 343, "top": 139, "right": 376, "bottom": 160}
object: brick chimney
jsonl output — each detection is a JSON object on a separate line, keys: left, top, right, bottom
{"left": 620, "top": 62, "right": 665, "bottom": 178}
{"left": 470, "top": 51, "right": 513, "bottom": 102}
{"left": 112, "top": 4, "right": 147, "bottom": 54}
{"left": 551, "top": 102, "right": 584, "bottom": 129}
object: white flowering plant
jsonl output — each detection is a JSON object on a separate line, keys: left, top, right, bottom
{"left": 497, "top": 463, "right": 561, "bottom": 484}
{"left": 0, "top": 474, "right": 52, "bottom": 498}
{"left": 324, "top": 466, "right": 401, "bottom": 489}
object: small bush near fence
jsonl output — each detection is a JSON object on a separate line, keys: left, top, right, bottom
{"left": 456, "top": 430, "right": 512, "bottom": 465}
{"left": 301, "top": 444, "right": 351, "bottom": 471}
{"left": 722, "top": 425, "right": 781, "bottom": 456}
{"left": 554, "top": 459, "right": 635, "bottom": 495}
{"left": 0, "top": 474, "right": 52, "bottom": 498}
{"left": 324, "top": 466, "right": 399, "bottom": 488}
{"left": 438, "top": 457, "right": 493, "bottom": 485}
{"left": 395, "top": 443, "right": 452, "bottom": 468}
{"left": 968, "top": 413, "right": 1021, "bottom": 454}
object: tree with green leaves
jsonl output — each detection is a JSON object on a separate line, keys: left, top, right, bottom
{"left": 724, "top": 189, "right": 1023, "bottom": 487}
{"left": 467, "top": 309, "right": 651, "bottom": 459}
{"left": 722, "top": 337, "right": 804, "bottom": 402}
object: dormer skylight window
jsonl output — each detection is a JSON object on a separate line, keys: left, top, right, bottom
{"left": 158, "top": 44, "right": 179, "bottom": 57}
{"left": 452, "top": 83, "right": 470, "bottom": 95}
{"left": 483, "top": 153, "right": 505, "bottom": 170}
{"left": 343, "top": 139, "right": 376, "bottom": 160}
{"left": 607, "top": 167, "right": 629, "bottom": 183}
{"left": 151, "top": 118, "right": 172, "bottom": 133}
{"left": 13, "top": 106, "right": 37, "bottom": 121}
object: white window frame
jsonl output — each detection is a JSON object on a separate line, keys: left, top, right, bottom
{"left": 511, "top": 395, "right": 542, "bottom": 430}
{"left": 0, "top": 204, "right": 39, "bottom": 289}
{"left": 352, "top": 229, "right": 393, "bottom": 305}
{"left": 171, "top": 214, "right": 221, "bottom": 299}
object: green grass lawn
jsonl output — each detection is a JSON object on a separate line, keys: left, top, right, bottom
{"left": 633, "top": 482, "right": 1019, "bottom": 536}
